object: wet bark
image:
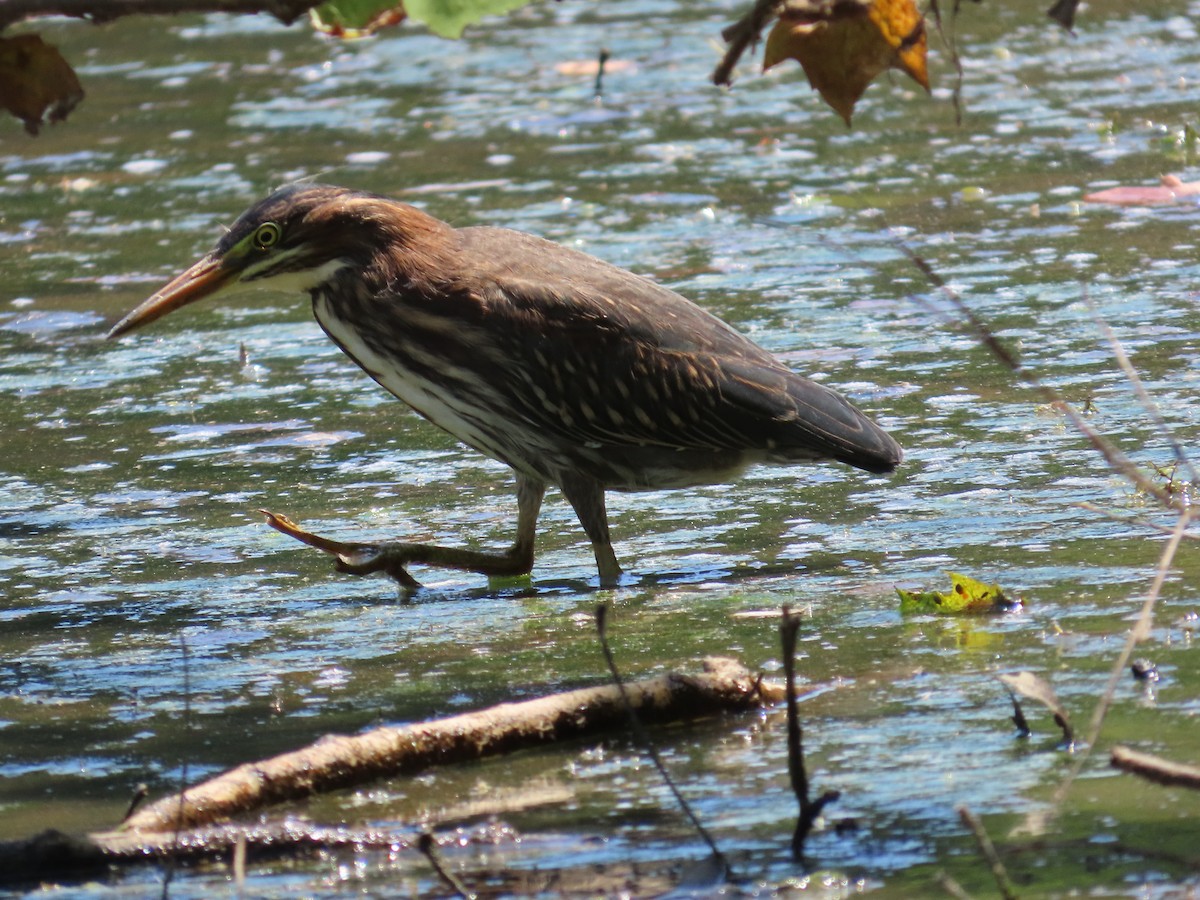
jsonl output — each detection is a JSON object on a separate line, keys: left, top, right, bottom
{"left": 123, "top": 655, "right": 779, "bottom": 833}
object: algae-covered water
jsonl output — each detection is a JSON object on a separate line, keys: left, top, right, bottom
{"left": 2, "top": 0, "right": 1200, "bottom": 895}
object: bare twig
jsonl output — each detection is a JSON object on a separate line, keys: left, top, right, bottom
{"left": 417, "top": 832, "right": 475, "bottom": 899}
{"left": 781, "top": 606, "right": 838, "bottom": 859}
{"left": 0, "top": 0, "right": 317, "bottom": 31}
{"left": 161, "top": 634, "right": 192, "bottom": 899}
{"left": 1111, "top": 745, "right": 1200, "bottom": 791}
{"left": 122, "top": 784, "right": 149, "bottom": 823}
{"left": 926, "top": 0, "right": 965, "bottom": 124}
{"left": 1084, "top": 293, "right": 1200, "bottom": 488}
{"left": 593, "top": 48, "right": 610, "bottom": 100}
{"left": 1055, "top": 509, "right": 1196, "bottom": 801}
{"left": 957, "top": 806, "right": 1018, "bottom": 900}
{"left": 594, "top": 604, "right": 730, "bottom": 876}
{"left": 1075, "top": 502, "right": 1200, "bottom": 540}
{"left": 712, "top": 0, "right": 785, "bottom": 87}
{"left": 936, "top": 869, "right": 977, "bottom": 900}
{"left": 893, "top": 236, "right": 1178, "bottom": 508}
{"left": 232, "top": 833, "right": 247, "bottom": 895}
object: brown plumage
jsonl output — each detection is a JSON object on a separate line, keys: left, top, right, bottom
{"left": 109, "top": 183, "right": 901, "bottom": 588}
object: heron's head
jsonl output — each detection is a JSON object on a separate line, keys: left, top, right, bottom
{"left": 107, "top": 183, "right": 433, "bottom": 338}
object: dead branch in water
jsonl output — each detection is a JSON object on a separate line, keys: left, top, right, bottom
{"left": 781, "top": 606, "right": 838, "bottom": 859}
{"left": 0, "top": 821, "right": 416, "bottom": 886}
{"left": 122, "top": 655, "right": 780, "bottom": 833}
{"left": 594, "top": 604, "right": 730, "bottom": 874}
{"left": 1111, "top": 745, "right": 1200, "bottom": 791}
{"left": 0, "top": 657, "right": 780, "bottom": 883}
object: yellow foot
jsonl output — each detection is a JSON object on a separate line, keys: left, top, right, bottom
{"left": 259, "top": 510, "right": 421, "bottom": 589}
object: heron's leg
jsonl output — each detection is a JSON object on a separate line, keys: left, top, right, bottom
{"left": 558, "top": 473, "right": 622, "bottom": 587}
{"left": 261, "top": 475, "right": 547, "bottom": 588}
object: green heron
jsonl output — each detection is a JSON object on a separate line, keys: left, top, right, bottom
{"left": 108, "top": 183, "right": 901, "bottom": 589}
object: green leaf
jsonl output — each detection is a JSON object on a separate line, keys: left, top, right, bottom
{"left": 405, "top": 0, "right": 534, "bottom": 38}
{"left": 897, "top": 572, "right": 1020, "bottom": 615}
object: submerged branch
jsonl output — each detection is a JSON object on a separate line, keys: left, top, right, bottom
{"left": 0, "top": 822, "right": 416, "bottom": 886}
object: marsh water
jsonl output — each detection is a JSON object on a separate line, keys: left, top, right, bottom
{"left": 3, "top": 0, "right": 1200, "bottom": 895}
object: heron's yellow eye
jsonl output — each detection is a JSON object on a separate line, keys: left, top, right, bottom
{"left": 253, "top": 222, "right": 282, "bottom": 250}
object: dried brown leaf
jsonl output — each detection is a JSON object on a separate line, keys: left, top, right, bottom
{"left": 0, "top": 34, "right": 84, "bottom": 134}
{"left": 762, "top": 0, "right": 927, "bottom": 124}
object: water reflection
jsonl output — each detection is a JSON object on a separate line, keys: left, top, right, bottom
{"left": 2, "top": 0, "right": 1200, "bottom": 893}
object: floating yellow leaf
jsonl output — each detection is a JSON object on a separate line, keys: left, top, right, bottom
{"left": 763, "top": 0, "right": 928, "bottom": 125}
{"left": 897, "top": 572, "right": 1021, "bottom": 615}
{"left": 0, "top": 34, "right": 85, "bottom": 135}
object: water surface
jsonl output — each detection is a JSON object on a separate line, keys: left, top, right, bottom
{"left": 2, "top": 1, "right": 1200, "bottom": 895}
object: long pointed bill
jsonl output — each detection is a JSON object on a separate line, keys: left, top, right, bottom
{"left": 106, "top": 253, "right": 234, "bottom": 339}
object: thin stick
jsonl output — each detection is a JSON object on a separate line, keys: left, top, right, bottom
{"left": 781, "top": 606, "right": 838, "bottom": 859}
{"left": 1055, "top": 508, "right": 1196, "bottom": 803}
{"left": 593, "top": 48, "right": 610, "bottom": 100}
{"left": 160, "top": 635, "right": 192, "bottom": 899}
{"left": 1084, "top": 292, "right": 1200, "bottom": 487}
{"left": 594, "top": 604, "right": 729, "bottom": 875}
{"left": 712, "top": 0, "right": 784, "bottom": 86}
{"left": 956, "top": 806, "right": 1018, "bottom": 900}
{"left": 232, "top": 833, "right": 247, "bottom": 895}
{"left": 925, "top": 0, "right": 965, "bottom": 125}
{"left": 122, "top": 784, "right": 149, "bottom": 823}
{"left": 893, "top": 237, "right": 1177, "bottom": 507}
{"left": 1075, "top": 502, "right": 1200, "bottom": 540}
{"left": 936, "top": 869, "right": 977, "bottom": 900}
{"left": 417, "top": 832, "right": 475, "bottom": 899}
{"left": 1111, "top": 745, "right": 1200, "bottom": 791}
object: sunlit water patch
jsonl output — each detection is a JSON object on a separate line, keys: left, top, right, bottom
{"left": 2, "top": 0, "right": 1200, "bottom": 895}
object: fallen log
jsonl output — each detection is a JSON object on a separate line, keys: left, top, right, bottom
{"left": 122, "top": 655, "right": 779, "bottom": 834}
{"left": 1, "top": 656, "right": 779, "bottom": 882}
